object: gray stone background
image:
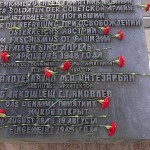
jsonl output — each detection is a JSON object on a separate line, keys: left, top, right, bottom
{"left": 0, "top": 0, "right": 150, "bottom": 149}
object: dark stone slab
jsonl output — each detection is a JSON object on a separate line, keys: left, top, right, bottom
{"left": 0, "top": 0, "right": 149, "bottom": 142}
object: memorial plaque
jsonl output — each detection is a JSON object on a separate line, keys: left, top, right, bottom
{"left": 0, "top": 0, "right": 150, "bottom": 142}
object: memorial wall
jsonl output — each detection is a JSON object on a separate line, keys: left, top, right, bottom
{"left": 0, "top": 0, "right": 150, "bottom": 141}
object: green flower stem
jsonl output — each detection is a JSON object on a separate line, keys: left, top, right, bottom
{"left": 46, "top": 4, "right": 64, "bottom": 8}
{"left": 112, "top": 35, "right": 118, "bottom": 38}
{"left": 10, "top": 34, "right": 109, "bottom": 37}
{"left": 113, "top": 59, "right": 119, "bottom": 64}
{"left": 2, "top": 83, "right": 28, "bottom": 91}
{"left": 99, "top": 3, "right": 134, "bottom": 6}
{"left": 9, "top": 27, "right": 21, "bottom": 30}
{"left": 3, "top": 115, "right": 110, "bottom": 119}
{"left": 17, "top": 34, "right": 60, "bottom": 37}
{"left": 13, "top": 34, "right": 106, "bottom": 37}
{"left": 96, "top": 100, "right": 104, "bottom": 103}
{"left": 0, "top": 115, "right": 111, "bottom": 128}
{"left": 71, "top": 124, "right": 106, "bottom": 127}
{"left": 15, "top": 60, "right": 73, "bottom": 63}
{"left": 32, "top": 5, "right": 46, "bottom": 8}
{"left": 37, "top": 18, "right": 63, "bottom": 22}
{"left": 0, "top": 19, "right": 4, "bottom": 22}
{"left": 15, "top": 59, "right": 114, "bottom": 63}
{"left": 0, "top": 114, "right": 6, "bottom": 117}
{"left": 61, "top": 81, "right": 89, "bottom": 84}
{"left": 0, "top": 73, "right": 27, "bottom": 75}
{"left": 0, "top": 99, "right": 107, "bottom": 102}
{"left": 135, "top": 73, "right": 150, "bottom": 76}
{"left": 0, "top": 72, "right": 143, "bottom": 76}
{"left": 46, "top": 100, "right": 60, "bottom": 110}
{"left": 11, "top": 19, "right": 40, "bottom": 21}
{"left": 0, "top": 123, "right": 109, "bottom": 129}
{"left": 29, "top": 26, "right": 64, "bottom": 30}
{"left": 133, "top": 5, "right": 143, "bottom": 8}
{"left": 13, "top": 42, "right": 86, "bottom": 46}
{"left": 0, "top": 73, "right": 39, "bottom": 77}
{"left": 33, "top": 4, "right": 64, "bottom": 8}
{"left": 98, "top": 27, "right": 105, "bottom": 30}
{"left": 67, "top": 63, "right": 74, "bottom": 73}
{"left": 12, "top": 41, "right": 110, "bottom": 45}
{"left": 0, "top": 125, "right": 18, "bottom": 129}
{"left": 71, "top": 70, "right": 89, "bottom": 75}
{"left": 27, "top": 26, "right": 96, "bottom": 30}
{"left": 7, "top": 54, "right": 12, "bottom": 57}
{"left": 105, "top": 125, "right": 111, "bottom": 129}
{"left": 1, "top": 3, "right": 133, "bottom": 10}
{"left": 0, "top": 72, "right": 147, "bottom": 76}
{"left": 12, "top": 47, "right": 112, "bottom": 53}
{"left": 61, "top": 33, "right": 100, "bottom": 36}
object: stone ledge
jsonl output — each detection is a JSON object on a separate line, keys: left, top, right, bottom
{"left": 0, "top": 141, "right": 150, "bottom": 150}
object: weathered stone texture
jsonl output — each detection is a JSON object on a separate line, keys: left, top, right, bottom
{"left": 0, "top": 142, "right": 150, "bottom": 150}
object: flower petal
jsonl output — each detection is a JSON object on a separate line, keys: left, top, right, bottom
{"left": 103, "top": 26, "right": 110, "bottom": 35}
{"left": 108, "top": 122, "right": 117, "bottom": 136}
{"left": 118, "top": 56, "right": 125, "bottom": 67}
{"left": 101, "top": 97, "right": 110, "bottom": 109}
{"left": 1, "top": 52, "right": 9, "bottom": 63}
{"left": 0, "top": 109, "right": 6, "bottom": 114}
{"left": 44, "top": 69, "right": 51, "bottom": 78}
{"left": 61, "top": 61, "right": 71, "bottom": 71}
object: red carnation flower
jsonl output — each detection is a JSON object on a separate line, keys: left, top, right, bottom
{"left": 0, "top": 51, "right": 10, "bottom": 63}
{"left": 100, "top": 26, "right": 110, "bottom": 35}
{"left": 105, "top": 122, "right": 117, "bottom": 136}
{"left": 0, "top": 109, "right": 6, "bottom": 118}
{"left": 61, "top": 60, "right": 71, "bottom": 71}
{"left": 141, "top": 4, "right": 150, "bottom": 12}
{"left": 114, "top": 56, "right": 125, "bottom": 67}
{"left": 97, "top": 97, "right": 110, "bottom": 109}
{"left": 44, "top": 68, "right": 55, "bottom": 78}
{"left": 0, "top": 109, "right": 6, "bottom": 114}
{"left": 114, "top": 30, "right": 124, "bottom": 40}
